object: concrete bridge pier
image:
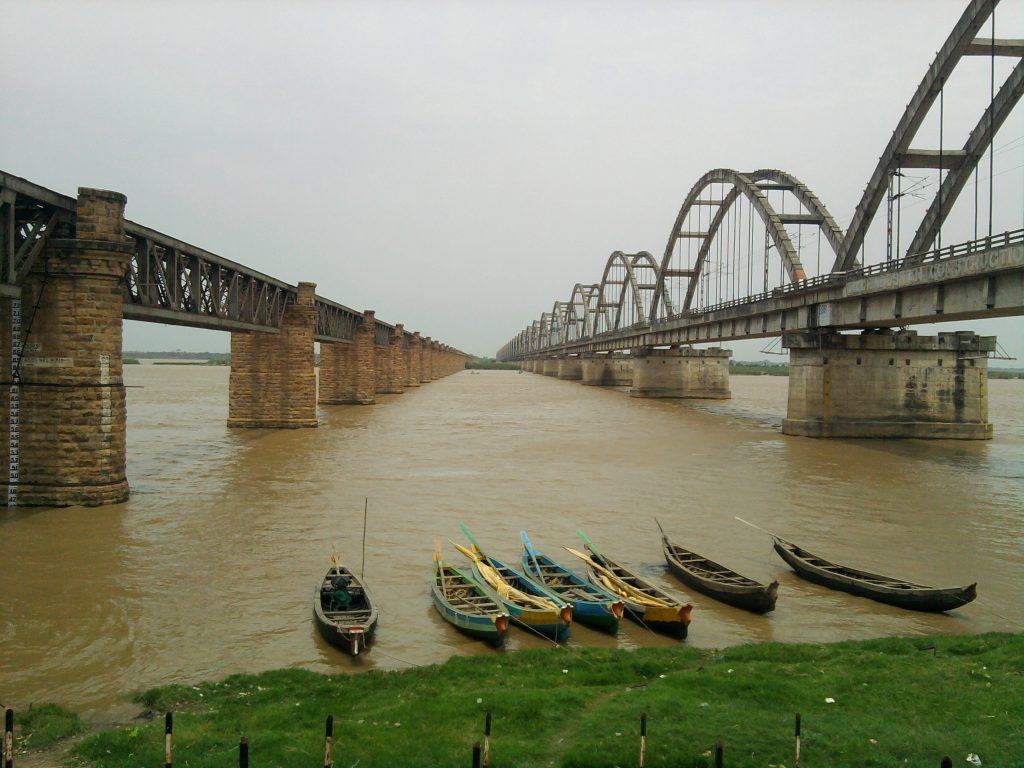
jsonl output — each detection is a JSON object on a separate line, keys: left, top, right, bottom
{"left": 630, "top": 346, "right": 732, "bottom": 399}
{"left": 317, "top": 309, "right": 377, "bottom": 405}
{"left": 2, "top": 188, "right": 135, "bottom": 506}
{"left": 783, "top": 329, "right": 994, "bottom": 439}
{"left": 580, "top": 354, "right": 614, "bottom": 385}
{"left": 229, "top": 281, "right": 319, "bottom": 427}
{"left": 557, "top": 355, "right": 582, "bottom": 380}
{"left": 542, "top": 357, "right": 559, "bottom": 376}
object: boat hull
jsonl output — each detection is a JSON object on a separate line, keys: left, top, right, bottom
{"left": 431, "top": 563, "right": 508, "bottom": 645}
{"left": 469, "top": 558, "right": 571, "bottom": 641}
{"left": 583, "top": 558, "right": 692, "bottom": 639}
{"left": 662, "top": 539, "right": 778, "bottom": 614}
{"left": 313, "top": 564, "right": 378, "bottom": 656}
{"left": 773, "top": 539, "right": 977, "bottom": 613}
{"left": 520, "top": 550, "right": 622, "bottom": 633}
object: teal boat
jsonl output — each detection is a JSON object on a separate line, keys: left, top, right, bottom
{"left": 519, "top": 531, "right": 624, "bottom": 633}
{"left": 453, "top": 525, "right": 572, "bottom": 641}
{"left": 431, "top": 555, "right": 509, "bottom": 645}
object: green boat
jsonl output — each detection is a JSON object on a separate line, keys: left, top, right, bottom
{"left": 431, "top": 555, "right": 510, "bottom": 645}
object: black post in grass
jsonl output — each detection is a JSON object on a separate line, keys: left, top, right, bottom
{"left": 4, "top": 709, "right": 13, "bottom": 768}
{"left": 639, "top": 713, "right": 647, "bottom": 768}
{"left": 714, "top": 741, "right": 723, "bottom": 768}
{"left": 164, "top": 712, "right": 173, "bottom": 768}
{"left": 472, "top": 740, "right": 481, "bottom": 768}
{"left": 482, "top": 711, "right": 492, "bottom": 768}
{"left": 794, "top": 713, "right": 801, "bottom": 768}
{"left": 239, "top": 736, "right": 249, "bottom": 768}
{"left": 324, "top": 715, "right": 334, "bottom": 768}
{"left": 941, "top": 759, "right": 953, "bottom": 768}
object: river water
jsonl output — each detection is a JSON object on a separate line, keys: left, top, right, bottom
{"left": 2, "top": 366, "right": 1022, "bottom": 720}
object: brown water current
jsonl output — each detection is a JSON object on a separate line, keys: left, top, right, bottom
{"left": 2, "top": 366, "right": 1022, "bottom": 720}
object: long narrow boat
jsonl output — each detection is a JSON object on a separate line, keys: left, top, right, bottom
{"left": 772, "top": 537, "right": 977, "bottom": 613}
{"left": 658, "top": 520, "right": 778, "bottom": 614}
{"left": 520, "top": 531, "right": 624, "bottom": 633}
{"left": 313, "top": 561, "right": 378, "bottom": 656}
{"left": 431, "top": 554, "right": 510, "bottom": 645}
{"left": 454, "top": 525, "right": 572, "bottom": 641}
{"left": 566, "top": 531, "right": 692, "bottom": 639}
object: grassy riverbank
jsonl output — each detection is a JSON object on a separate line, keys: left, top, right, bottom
{"left": 54, "top": 633, "right": 1023, "bottom": 767}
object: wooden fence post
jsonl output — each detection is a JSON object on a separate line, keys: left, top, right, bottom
{"left": 639, "top": 713, "right": 647, "bottom": 768}
{"left": 794, "top": 713, "right": 801, "bottom": 768}
{"left": 4, "top": 709, "right": 12, "bottom": 768}
{"left": 472, "top": 740, "right": 481, "bottom": 768}
{"left": 164, "top": 712, "right": 173, "bottom": 768}
{"left": 482, "top": 711, "right": 491, "bottom": 768}
{"left": 239, "top": 736, "right": 249, "bottom": 768}
{"left": 714, "top": 740, "right": 723, "bottom": 768}
{"left": 324, "top": 715, "right": 334, "bottom": 768}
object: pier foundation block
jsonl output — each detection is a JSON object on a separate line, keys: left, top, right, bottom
{"left": 557, "top": 356, "right": 583, "bottom": 380}
{"left": 782, "top": 329, "right": 994, "bottom": 439}
{"left": 630, "top": 347, "right": 732, "bottom": 399}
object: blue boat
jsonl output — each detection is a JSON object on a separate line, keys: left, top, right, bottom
{"left": 519, "top": 531, "right": 624, "bottom": 633}
{"left": 453, "top": 525, "right": 572, "bottom": 641}
{"left": 431, "top": 555, "right": 510, "bottom": 645}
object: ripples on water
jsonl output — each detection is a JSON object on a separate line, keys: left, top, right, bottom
{"left": 1, "top": 366, "right": 1021, "bottom": 717}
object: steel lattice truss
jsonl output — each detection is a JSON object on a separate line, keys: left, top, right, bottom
{"left": 499, "top": 0, "right": 1022, "bottom": 361}
{"left": 0, "top": 172, "right": 411, "bottom": 348}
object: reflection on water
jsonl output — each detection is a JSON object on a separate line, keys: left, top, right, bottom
{"left": 1, "top": 367, "right": 1021, "bottom": 718}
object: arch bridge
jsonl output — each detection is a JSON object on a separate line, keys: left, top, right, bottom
{"left": 502, "top": 0, "right": 1024, "bottom": 440}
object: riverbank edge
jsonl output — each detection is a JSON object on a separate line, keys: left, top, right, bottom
{"left": 15, "top": 631, "right": 1022, "bottom": 767}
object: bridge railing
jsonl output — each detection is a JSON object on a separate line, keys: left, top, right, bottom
{"left": 660, "top": 229, "right": 1023, "bottom": 323}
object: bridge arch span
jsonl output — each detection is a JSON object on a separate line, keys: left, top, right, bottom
{"left": 594, "top": 250, "right": 665, "bottom": 335}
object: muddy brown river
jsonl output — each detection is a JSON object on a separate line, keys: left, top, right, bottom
{"left": 2, "top": 366, "right": 1022, "bottom": 721}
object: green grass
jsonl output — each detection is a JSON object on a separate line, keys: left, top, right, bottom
{"left": 13, "top": 703, "right": 86, "bottom": 750}
{"left": 66, "top": 633, "right": 1023, "bottom": 767}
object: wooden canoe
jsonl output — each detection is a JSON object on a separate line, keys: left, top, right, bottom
{"left": 566, "top": 534, "right": 692, "bottom": 639}
{"left": 659, "top": 524, "right": 777, "bottom": 614}
{"left": 772, "top": 537, "right": 977, "bottom": 613}
{"left": 454, "top": 528, "right": 572, "bottom": 641}
{"left": 313, "top": 562, "right": 378, "bottom": 656}
{"left": 431, "top": 558, "right": 510, "bottom": 645}
{"left": 520, "top": 532, "right": 624, "bottom": 633}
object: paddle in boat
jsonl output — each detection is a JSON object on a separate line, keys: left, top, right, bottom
{"left": 431, "top": 547, "right": 510, "bottom": 645}
{"left": 657, "top": 519, "right": 778, "bottom": 614}
{"left": 453, "top": 524, "right": 572, "bottom": 641}
{"left": 313, "top": 557, "right": 378, "bottom": 655}
{"left": 565, "top": 530, "right": 692, "bottom": 638}
{"left": 520, "top": 530, "right": 624, "bottom": 633}
{"left": 772, "top": 536, "right": 977, "bottom": 613}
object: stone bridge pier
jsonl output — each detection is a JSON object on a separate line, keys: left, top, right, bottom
{"left": 228, "top": 281, "right": 319, "bottom": 426}
{"left": 318, "top": 310, "right": 378, "bottom": 405}
{"left": 783, "top": 329, "right": 994, "bottom": 439}
{"left": 1, "top": 188, "right": 134, "bottom": 506}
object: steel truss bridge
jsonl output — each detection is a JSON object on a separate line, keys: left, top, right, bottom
{"left": 0, "top": 175, "right": 447, "bottom": 354}
{"left": 498, "top": 0, "right": 1024, "bottom": 361}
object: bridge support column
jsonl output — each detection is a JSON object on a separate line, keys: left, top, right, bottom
{"left": 2, "top": 188, "right": 134, "bottom": 506}
{"left": 420, "top": 337, "right": 434, "bottom": 382}
{"left": 430, "top": 341, "right": 441, "bottom": 379}
{"left": 317, "top": 309, "right": 377, "bottom": 405}
{"left": 630, "top": 347, "right": 732, "bottom": 399}
{"left": 383, "top": 324, "right": 406, "bottom": 394}
{"left": 610, "top": 353, "right": 634, "bottom": 386}
{"left": 580, "top": 354, "right": 614, "bottom": 385}
{"left": 542, "top": 357, "right": 560, "bottom": 376}
{"left": 782, "top": 329, "right": 994, "bottom": 439}
{"left": 228, "top": 281, "right": 319, "bottom": 427}
{"left": 557, "top": 355, "right": 582, "bottom": 380}
{"left": 404, "top": 331, "right": 422, "bottom": 387}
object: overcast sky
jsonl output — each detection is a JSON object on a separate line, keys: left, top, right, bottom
{"left": 2, "top": 0, "right": 1021, "bottom": 360}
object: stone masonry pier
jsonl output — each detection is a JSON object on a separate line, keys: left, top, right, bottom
{"left": 0, "top": 186, "right": 470, "bottom": 507}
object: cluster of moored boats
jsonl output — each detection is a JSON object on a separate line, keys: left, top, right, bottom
{"left": 314, "top": 521, "right": 978, "bottom": 656}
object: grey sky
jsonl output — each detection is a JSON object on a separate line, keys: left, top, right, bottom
{"left": 3, "top": 0, "right": 1021, "bottom": 360}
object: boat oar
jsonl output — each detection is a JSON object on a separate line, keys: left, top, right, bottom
{"left": 520, "top": 531, "right": 544, "bottom": 583}
{"left": 654, "top": 517, "right": 668, "bottom": 541}
{"left": 575, "top": 529, "right": 606, "bottom": 563}
{"left": 735, "top": 517, "right": 790, "bottom": 544}
{"left": 563, "top": 547, "right": 669, "bottom": 608}
{"left": 459, "top": 523, "right": 486, "bottom": 556}
{"left": 434, "top": 537, "right": 449, "bottom": 595}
